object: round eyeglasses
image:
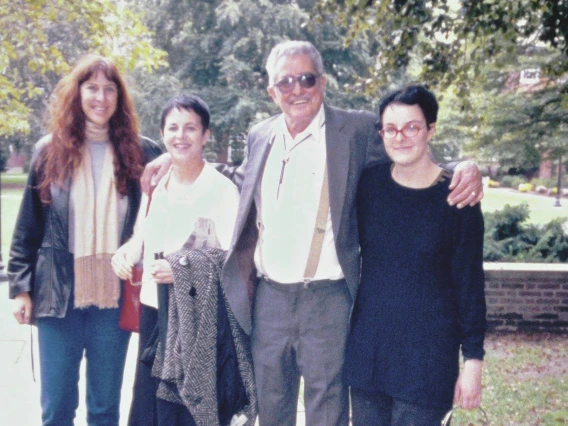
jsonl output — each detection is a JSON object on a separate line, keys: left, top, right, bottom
{"left": 273, "top": 73, "right": 320, "bottom": 94}
{"left": 380, "top": 123, "right": 425, "bottom": 139}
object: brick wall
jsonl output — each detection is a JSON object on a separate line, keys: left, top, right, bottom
{"left": 484, "top": 263, "right": 568, "bottom": 332}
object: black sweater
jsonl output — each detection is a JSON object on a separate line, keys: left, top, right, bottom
{"left": 343, "top": 162, "right": 487, "bottom": 409}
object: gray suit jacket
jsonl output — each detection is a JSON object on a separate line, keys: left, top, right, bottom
{"left": 222, "top": 104, "right": 387, "bottom": 334}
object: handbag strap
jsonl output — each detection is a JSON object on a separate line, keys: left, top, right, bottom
{"left": 441, "top": 406, "right": 489, "bottom": 426}
{"left": 303, "top": 163, "right": 329, "bottom": 282}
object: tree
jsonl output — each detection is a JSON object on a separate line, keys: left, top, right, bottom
{"left": 133, "top": 0, "right": 377, "bottom": 163}
{"left": 313, "top": 0, "right": 567, "bottom": 91}
{"left": 0, "top": 0, "right": 167, "bottom": 141}
{"left": 312, "top": 0, "right": 568, "bottom": 170}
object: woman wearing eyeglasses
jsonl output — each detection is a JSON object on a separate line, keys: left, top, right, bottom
{"left": 343, "top": 85, "right": 487, "bottom": 425}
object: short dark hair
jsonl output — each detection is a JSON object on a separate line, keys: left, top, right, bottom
{"left": 377, "top": 85, "right": 438, "bottom": 129}
{"left": 160, "top": 93, "right": 210, "bottom": 132}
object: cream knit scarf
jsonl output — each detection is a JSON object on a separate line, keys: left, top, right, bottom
{"left": 71, "top": 121, "right": 120, "bottom": 308}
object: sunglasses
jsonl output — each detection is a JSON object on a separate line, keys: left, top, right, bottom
{"left": 273, "top": 73, "right": 320, "bottom": 93}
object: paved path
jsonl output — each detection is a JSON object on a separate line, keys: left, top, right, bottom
{"left": 0, "top": 282, "right": 138, "bottom": 426}
{"left": 0, "top": 282, "right": 307, "bottom": 426}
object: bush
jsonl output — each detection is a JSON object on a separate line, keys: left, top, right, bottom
{"left": 483, "top": 203, "right": 568, "bottom": 262}
{"left": 499, "top": 175, "right": 527, "bottom": 188}
{"left": 531, "top": 177, "right": 555, "bottom": 188}
{"left": 518, "top": 183, "right": 533, "bottom": 192}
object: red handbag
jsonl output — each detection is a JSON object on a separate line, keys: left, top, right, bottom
{"left": 119, "top": 267, "right": 143, "bottom": 332}
{"left": 119, "top": 187, "right": 154, "bottom": 332}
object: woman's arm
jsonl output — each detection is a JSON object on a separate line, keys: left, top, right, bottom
{"left": 8, "top": 159, "right": 45, "bottom": 299}
{"left": 454, "top": 359, "right": 483, "bottom": 409}
{"left": 451, "top": 203, "right": 487, "bottom": 409}
{"left": 111, "top": 191, "right": 148, "bottom": 280}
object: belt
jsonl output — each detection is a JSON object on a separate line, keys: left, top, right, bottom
{"left": 259, "top": 275, "right": 345, "bottom": 291}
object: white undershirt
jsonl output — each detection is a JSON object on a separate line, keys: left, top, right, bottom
{"left": 254, "top": 105, "right": 343, "bottom": 283}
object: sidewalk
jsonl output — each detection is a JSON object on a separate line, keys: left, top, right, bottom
{"left": 0, "top": 282, "right": 140, "bottom": 426}
{"left": 0, "top": 283, "right": 307, "bottom": 425}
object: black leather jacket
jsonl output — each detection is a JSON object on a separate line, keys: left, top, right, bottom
{"left": 8, "top": 136, "right": 162, "bottom": 319}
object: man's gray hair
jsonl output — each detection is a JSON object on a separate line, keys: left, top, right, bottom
{"left": 265, "top": 40, "right": 324, "bottom": 86}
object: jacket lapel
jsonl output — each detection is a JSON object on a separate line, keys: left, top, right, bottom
{"left": 324, "top": 105, "right": 349, "bottom": 237}
{"left": 231, "top": 116, "right": 278, "bottom": 246}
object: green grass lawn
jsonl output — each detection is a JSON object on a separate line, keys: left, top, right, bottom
{"left": 482, "top": 188, "right": 568, "bottom": 225}
{"left": 452, "top": 333, "right": 568, "bottom": 425}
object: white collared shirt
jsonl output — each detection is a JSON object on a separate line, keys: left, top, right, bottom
{"left": 254, "top": 105, "right": 343, "bottom": 283}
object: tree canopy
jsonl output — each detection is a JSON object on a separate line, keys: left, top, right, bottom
{"left": 312, "top": 0, "right": 568, "bottom": 170}
{"left": 3, "top": 0, "right": 567, "bottom": 174}
{"left": 133, "top": 0, "right": 377, "bottom": 163}
{"left": 0, "top": 0, "right": 166, "bottom": 138}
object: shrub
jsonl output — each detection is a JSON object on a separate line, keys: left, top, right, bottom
{"left": 531, "top": 177, "right": 555, "bottom": 188}
{"left": 518, "top": 183, "right": 533, "bottom": 192}
{"left": 500, "top": 175, "right": 527, "bottom": 188}
{"left": 483, "top": 203, "right": 568, "bottom": 262}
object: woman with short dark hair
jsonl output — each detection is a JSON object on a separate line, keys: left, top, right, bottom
{"left": 344, "top": 85, "right": 487, "bottom": 425}
{"left": 112, "top": 94, "right": 255, "bottom": 426}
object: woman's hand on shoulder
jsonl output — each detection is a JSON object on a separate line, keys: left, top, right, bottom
{"left": 13, "top": 292, "right": 33, "bottom": 325}
{"left": 453, "top": 359, "right": 483, "bottom": 409}
{"left": 140, "top": 153, "right": 172, "bottom": 193}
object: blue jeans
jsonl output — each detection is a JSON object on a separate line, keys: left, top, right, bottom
{"left": 37, "top": 305, "right": 131, "bottom": 426}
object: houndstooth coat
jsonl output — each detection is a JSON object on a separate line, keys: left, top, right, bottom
{"left": 152, "top": 247, "right": 257, "bottom": 426}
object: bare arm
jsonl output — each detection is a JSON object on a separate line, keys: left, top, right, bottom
{"left": 140, "top": 153, "right": 172, "bottom": 193}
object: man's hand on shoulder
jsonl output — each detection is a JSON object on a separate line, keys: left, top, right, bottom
{"left": 141, "top": 153, "right": 172, "bottom": 193}
{"left": 447, "top": 160, "right": 483, "bottom": 209}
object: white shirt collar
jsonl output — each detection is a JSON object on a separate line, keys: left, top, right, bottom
{"left": 275, "top": 104, "right": 326, "bottom": 144}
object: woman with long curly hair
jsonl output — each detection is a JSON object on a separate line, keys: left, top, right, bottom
{"left": 8, "top": 54, "right": 162, "bottom": 426}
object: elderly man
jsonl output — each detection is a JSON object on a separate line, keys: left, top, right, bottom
{"left": 143, "top": 40, "right": 482, "bottom": 426}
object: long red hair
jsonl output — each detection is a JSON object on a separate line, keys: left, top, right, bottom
{"left": 36, "top": 54, "right": 143, "bottom": 203}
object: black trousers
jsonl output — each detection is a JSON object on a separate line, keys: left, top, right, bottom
{"left": 127, "top": 304, "right": 159, "bottom": 426}
{"left": 127, "top": 305, "right": 196, "bottom": 426}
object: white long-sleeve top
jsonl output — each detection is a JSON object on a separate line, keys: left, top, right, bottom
{"left": 124, "top": 163, "right": 239, "bottom": 308}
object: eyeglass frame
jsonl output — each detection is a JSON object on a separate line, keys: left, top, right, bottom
{"left": 272, "top": 72, "right": 321, "bottom": 94}
{"left": 379, "top": 122, "right": 428, "bottom": 139}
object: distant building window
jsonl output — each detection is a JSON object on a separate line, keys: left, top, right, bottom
{"left": 520, "top": 69, "right": 540, "bottom": 84}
